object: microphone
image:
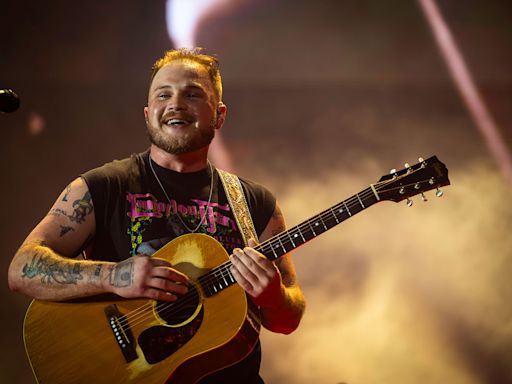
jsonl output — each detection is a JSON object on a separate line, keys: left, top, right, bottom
{"left": 0, "top": 89, "right": 20, "bottom": 113}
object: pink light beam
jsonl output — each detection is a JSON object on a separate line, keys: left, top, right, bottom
{"left": 418, "top": 0, "right": 512, "bottom": 184}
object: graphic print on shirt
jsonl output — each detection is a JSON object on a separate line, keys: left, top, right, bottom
{"left": 126, "top": 192, "right": 243, "bottom": 256}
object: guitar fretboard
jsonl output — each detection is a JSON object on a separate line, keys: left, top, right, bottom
{"left": 198, "top": 186, "right": 380, "bottom": 297}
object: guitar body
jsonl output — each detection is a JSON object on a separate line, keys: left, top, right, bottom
{"left": 23, "top": 234, "right": 261, "bottom": 384}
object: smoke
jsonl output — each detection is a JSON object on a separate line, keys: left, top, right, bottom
{"left": 259, "top": 161, "right": 512, "bottom": 384}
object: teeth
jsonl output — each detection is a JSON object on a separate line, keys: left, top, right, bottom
{"left": 166, "top": 119, "right": 188, "bottom": 125}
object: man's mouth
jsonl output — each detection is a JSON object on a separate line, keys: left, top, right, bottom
{"left": 164, "top": 118, "right": 192, "bottom": 126}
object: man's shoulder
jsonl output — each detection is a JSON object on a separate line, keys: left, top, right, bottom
{"left": 81, "top": 153, "right": 144, "bottom": 180}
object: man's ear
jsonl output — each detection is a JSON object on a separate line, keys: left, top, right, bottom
{"left": 143, "top": 106, "right": 149, "bottom": 123}
{"left": 216, "top": 102, "right": 227, "bottom": 129}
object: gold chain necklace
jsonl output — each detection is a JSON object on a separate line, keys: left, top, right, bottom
{"left": 149, "top": 156, "right": 214, "bottom": 233}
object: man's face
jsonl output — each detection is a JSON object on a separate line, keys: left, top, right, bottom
{"left": 144, "top": 60, "right": 225, "bottom": 155}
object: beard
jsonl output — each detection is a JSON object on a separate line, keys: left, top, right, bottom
{"left": 146, "top": 117, "right": 216, "bottom": 155}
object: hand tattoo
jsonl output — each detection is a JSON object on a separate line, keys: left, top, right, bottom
{"left": 108, "top": 259, "right": 134, "bottom": 288}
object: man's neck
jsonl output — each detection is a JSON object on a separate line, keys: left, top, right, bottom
{"left": 149, "top": 144, "right": 209, "bottom": 173}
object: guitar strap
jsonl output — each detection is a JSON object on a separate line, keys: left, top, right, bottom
{"left": 217, "top": 169, "right": 258, "bottom": 246}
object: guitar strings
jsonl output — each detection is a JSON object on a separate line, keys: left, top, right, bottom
{"left": 114, "top": 179, "right": 395, "bottom": 329}
{"left": 114, "top": 177, "right": 423, "bottom": 329}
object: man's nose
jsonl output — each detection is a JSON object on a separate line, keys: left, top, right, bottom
{"left": 166, "top": 93, "right": 186, "bottom": 111}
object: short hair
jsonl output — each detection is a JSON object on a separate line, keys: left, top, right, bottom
{"left": 149, "top": 48, "right": 223, "bottom": 101}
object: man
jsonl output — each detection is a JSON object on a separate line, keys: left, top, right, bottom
{"left": 8, "top": 48, "right": 305, "bottom": 383}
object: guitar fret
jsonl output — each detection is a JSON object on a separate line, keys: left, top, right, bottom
{"left": 297, "top": 228, "right": 306, "bottom": 242}
{"left": 330, "top": 207, "right": 340, "bottom": 224}
{"left": 269, "top": 244, "right": 278, "bottom": 259}
{"left": 277, "top": 236, "right": 287, "bottom": 253}
{"left": 290, "top": 229, "right": 305, "bottom": 245}
{"left": 356, "top": 193, "right": 365, "bottom": 208}
{"left": 318, "top": 214, "right": 328, "bottom": 230}
{"left": 307, "top": 219, "right": 317, "bottom": 236}
{"left": 343, "top": 201, "right": 352, "bottom": 216}
{"left": 287, "top": 231, "right": 296, "bottom": 248}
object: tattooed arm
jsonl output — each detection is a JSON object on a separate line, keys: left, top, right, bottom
{"left": 230, "top": 203, "right": 306, "bottom": 334}
{"left": 8, "top": 177, "right": 188, "bottom": 302}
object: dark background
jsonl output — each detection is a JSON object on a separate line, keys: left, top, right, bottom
{"left": 1, "top": 1, "right": 511, "bottom": 383}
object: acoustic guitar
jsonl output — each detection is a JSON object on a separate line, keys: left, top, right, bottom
{"left": 23, "top": 156, "right": 450, "bottom": 383}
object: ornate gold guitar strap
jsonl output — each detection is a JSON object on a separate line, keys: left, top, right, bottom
{"left": 217, "top": 169, "right": 258, "bottom": 246}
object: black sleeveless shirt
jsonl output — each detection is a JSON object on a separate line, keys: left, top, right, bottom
{"left": 81, "top": 150, "right": 275, "bottom": 383}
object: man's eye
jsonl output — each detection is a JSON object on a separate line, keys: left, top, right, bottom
{"left": 187, "top": 93, "right": 200, "bottom": 98}
{"left": 158, "top": 94, "right": 170, "bottom": 99}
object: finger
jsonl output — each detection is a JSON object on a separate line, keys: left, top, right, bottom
{"left": 239, "top": 247, "right": 276, "bottom": 276}
{"left": 230, "top": 264, "right": 254, "bottom": 293}
{"left": 231, "top": 249, "right": 263, "bottom": 278}
{"left": 148, "top": 277, "right": 188, "bottom": 295}
{"left": 145, "top": 288, "right": 178, "bottom": 302}
{"left": 152, "top": 265, "right": 189, "bottom": 284}
{"left": 149, "top": 257, "right": 172, "bottom": 267}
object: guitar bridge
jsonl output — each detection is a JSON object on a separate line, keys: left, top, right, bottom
{"left": 104, "top": 304, "right": 137, "bottom": 363}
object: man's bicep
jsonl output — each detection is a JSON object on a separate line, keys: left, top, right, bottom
{"left": 24, "top": 177, "right": 95, "bottom": 257}
{"left": 259, "top": 202, "right": 299, "bottom": 288}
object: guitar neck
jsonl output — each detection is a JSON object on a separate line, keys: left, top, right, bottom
{"left": 197, "top": 155, "right": 450, "bottom": 300}
{"left": 198, "top": 186, "right": 380, "bottom": 297}
{"left": 255, "top": 185, "right": 380, "bottom": 260}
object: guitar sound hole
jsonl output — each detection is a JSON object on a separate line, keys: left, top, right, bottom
{"left": 155, "top": 283, "right": 201, "bottom": 326}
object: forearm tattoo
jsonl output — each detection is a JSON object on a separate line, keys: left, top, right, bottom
{"left": 89, "top": 263, "right": 103, "bottom": 282}
{"left": 108, "top": 259, "right": 134, "bottom": 288}
{"left": 22, "top": 254, "right": 83, "bottom": 285}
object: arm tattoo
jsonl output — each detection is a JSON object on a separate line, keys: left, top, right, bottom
{"left": 70, "top": 191, "right": 93, "bottom": 224}
{"left": 47, "top": 192, "right": 94, "bottom": 225}
{"left": 88, "top": 264, "right": 103, "bottom": 282}
{"left": 59, "top": 225, "right": 75, "bottom": 237}
{"left": 49, "top": 208, "right": 68, "bottom": 218}
{"left": 108, "top": 259, "right": 134, "bottom": 288}
{"left": 22, "top": 254, "right": 83, "bottom": 285}
{"left": 62, "top": 183, "right": 71, "bottom": 201}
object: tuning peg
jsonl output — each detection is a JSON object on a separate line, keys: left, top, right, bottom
{"left": 406, "top": 198, "right": 413, "bottom": 207}
{"left": 418, "top": 157, "right": 426, "bottom": 168}
{"left": 404, "top": 163, "right": 412, "bottom": 173}
{"left": 421, "top": 193, "right": 428, "bottom": 202}
{"left": 436, "top": 188, "right": 444, "bottom": 197}
{"left": 390, "top": 168, "right": 398, "bottom": 178}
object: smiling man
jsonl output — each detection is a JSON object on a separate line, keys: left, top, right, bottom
{"left": 8, "top": 48, "right": 305, "bottom": 383}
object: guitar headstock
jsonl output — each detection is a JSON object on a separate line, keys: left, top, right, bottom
{"left": 375, "top": 156, "right": 450, "bottom": 204}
